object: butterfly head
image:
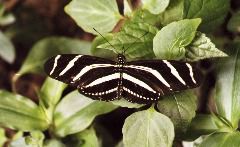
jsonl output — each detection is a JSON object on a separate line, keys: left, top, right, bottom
{"left": 117, "top": 54, "right": 126, "bottom": 64}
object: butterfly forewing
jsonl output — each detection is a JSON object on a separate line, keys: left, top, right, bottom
{"left": 44, "top": 54, "right": 121, "bottom": 101}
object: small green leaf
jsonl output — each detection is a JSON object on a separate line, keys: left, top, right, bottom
{"left": 199, "top": 132, "right": 240, "bottom": 147}
{"left": 153, "top": 18, "right": 201, "bottom": 60}
{"left": 227, "top": 11, "right": 240, "bottom": 33}
{"left": 0, "top": 90, "right": 48, "bottom": 131}
{"left": 16, "top": 37, "right": 91, "bottom": 77}
{"left": 39, "top": 77, "right": 67, "bottom": 123}
{"left": 215, "top": 48, "right": 240, "bottom": 129}
{"left": 123, "top": 0, "right": 132, "bottom": 16}
{"left": 142, "top": 0, "right": 170, "bottom": 14}
{"left": 0, "top": 31, "right": 15, "bottom": 63}
{"left": 122, "top": 107, "right": 174, "bottom": 147}
{"left": 186, "top": 32, "right": 228, "bottom": 61}
{"left": 157, "top": 90, "right": 197, "bottom": 134}
{"left": 0, "top": 128, "right": 7, "bottom": 147}
{"left": 54, "top": 90, "right": 118, "bottom": 137}
{"left": 184, "top": 114, "right": 219, "bottom": 140}
{"left": 111, "top": 99, "right": 144, "bottom": 108}
{"left": 131, "top": 9, "right": 160, "bottom": 26}
{"left": 65, "top": 0, "right": 122, "bottom": 34}
{"left": 0, "top": 4, "right": 15, "bottom": 26}
{"left": 158, "top": 0, "right": 185, "bottom": 25}
{"left": 74, "top": 127, "right": 99, "bottom": 147}
{"left": 98, "top": 22, "right": 158, "bottom": 59}
{"left": 184, "top": 0, "right": 230, "bottom": 32}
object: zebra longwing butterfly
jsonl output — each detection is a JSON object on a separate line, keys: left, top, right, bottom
{"left": 44, "top": 54, "right": 201, "bottom": 104}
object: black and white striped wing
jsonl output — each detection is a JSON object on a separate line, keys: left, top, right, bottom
{"left": 122, "top": 60, "right": 201, "bottom": 104}
{"left": 44, "top": 54, "right": 120, "bottom": 101}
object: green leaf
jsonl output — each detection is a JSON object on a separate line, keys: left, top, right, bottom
{"left": 185, "top": 32, "right": 228, "bottom": 61}
{"left": 44, "top": 139, "right": 65, "bottom": 147}
{"left": 10, "top": 131, "right": 44, "bottom": 147}
{"left": 0, "top": 4, "right": 15, "bottom": 26}
{"left": 0, "top": 128, "right": 7, "bottom": 147}
{"left": 153, "top": 18, "right": 201, "bottom": 60}
{"left": 142, "top": 0, "right": 170, "bottom": 14}
{"left": 74, "top": 127, "right": 99, "bottom": 147}
{"left": 184, "top": 114, "right": 219, "bottom": 140}
{"left": 111, "top": 99, "right": 144, "bottom": 108}
{"left": 65, "top": 0, "right": 122, "bottom": 35}
{"left": 98, "top": 22, "right": 158, "bottom": 59}
{"left": 215, "top": 48, "right": 240, "bottom": 129}
{"left": 123, "top": 0, "right": 132, "bottom": 16}
{"left": 0, "top": 31, "right": 15, "bottom": 63}
{"left": 184, "top": 0, "right": 230, "bottom": 32}
{"left": 16, "top": 37, "right": 91, "bottom": 77}
{"left": 122, "top": 107, "right": 174, "bottom": 147}
{"left": 39, "top": 77, "right": 67, "bottom": 123}
{"left": 0, "top": 90, "right": 48, "bottom": 131}
{"left": 199, "top": 132, "right": 240, "bottom": 147}
{"left": 158, "top": 0, "right": 185, "bottom": 25}
{"left": 54, "top": 90, "right": 118, "bottom": 137}
{"left": 131, "top": 9, "right": 160, "bottom": 26}
{"left": 227, "top": 11, "right": 240, "bottom": 33}
{"left": 91, "top": 33, "right": 116, "bottom": 59}
{"left": 157, "top": 90, "right": 197, "bottom": 134}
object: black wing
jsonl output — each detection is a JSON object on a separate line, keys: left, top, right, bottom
{"left": 44, "top": 54, "right": 120, "bottom": 101}
{"left": 121, "top": 59, "right": 201, "bottom": 104}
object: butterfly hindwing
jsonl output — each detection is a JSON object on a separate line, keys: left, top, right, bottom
{"left": 44, "top": 54, "right": 120, "bottom": 101}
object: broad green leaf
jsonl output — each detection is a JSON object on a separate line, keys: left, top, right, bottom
{"left": 157, "top": 90, "right": 197, "bottom": 134}
{"left": 199, "top": 132, "right": 240, "bottom": 147}
{"left": 124, "top": 0, "right": 132, "bottom": 16}
{"left": 16, "top": 37, "right": 91, "bottom": 77}
{"left": 0, "top": 90, "right": 48, "bottom": 131}
{"left": 111, "top": 99, "right": 144, "bottom": 108}
{"left": 215, "top": 48, "right": 240, "bottom": 128}
{"left": 184, "top": 114, "right": 219, "bottom": 140}
{"left": 44, "top": 139, "right": 65, "bottom": 147}
{"left": 54, "top": 90, "right": 118, "bottom": 137}
{"left": 74, "top": 127, "right": 99, "bottom": 147}
{"left": 153, "top": 18, "right": 201, "bottom": 60}
{"left": 39, "top": 77, "right": 67, "bottom": 123}
{"left": 0, "top": 31, "right": 15, "bottom": 63}
{"left": 184, "top": 0, "right": 230, "bottom": 32}
{"left": 227, "top": 11, "right": 240, "bottom": 33}
{"left": 0, "top": 128, "right": 7, "bottom": 147}
{"left": 91, "top": 33, "right": 116, "bottom": 60}
{"left": 142, "top": 0, "right": 169, "bottom": 14}
{"left": 158, "top": 0, "right": 185, "bottom": 25}
{"left": 122, "top": 107, "right": 174, "bottom": 147}
{"left": 186, "top": 32, "right": 228, "bottom": 61}
{"left": 98, "top": 22, "right": 158, "bottom": 59}
{"left": 65, "top": 0, "right": 122, "bottom": 34}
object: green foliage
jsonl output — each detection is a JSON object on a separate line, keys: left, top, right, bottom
{"left": 153, "top": 18, "right": 201, "bottom": 60}
{"left": 157, "top": 90, "right": 197, "bottom": 134}
{"left": 122, "top": 107, "right": 174, "bottom": 147}
{"left": 54, "top": 90, "right": 118, "bottom": 137}
{"left": 215, "top": 48, "right": 240, "bottom": 129}
{"left": 65, "top": 0, "right": 122, "bottom": 34}
{"left": 16, "top": 37, "right": 91, "bottom": 77}
{"left": 0, "top": 31, "right": 15, "bottom": 63}
{"left": 0, "top": 0, "right": 236, "bottom": 146}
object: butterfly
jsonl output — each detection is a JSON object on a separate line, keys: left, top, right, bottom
{"left": 44, "top": 53, "right": 201, "bottom": 104}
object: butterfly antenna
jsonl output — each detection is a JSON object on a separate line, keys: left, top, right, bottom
{"left": 93, "top": 28, "right": 117, "bottom": 52}
{"left": 123, "top": 31, "right": 149, "bottom": 54}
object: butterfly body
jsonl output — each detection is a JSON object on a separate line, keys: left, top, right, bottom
{"left": 44, "top": 54, "right": 201, "bottom": 104}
